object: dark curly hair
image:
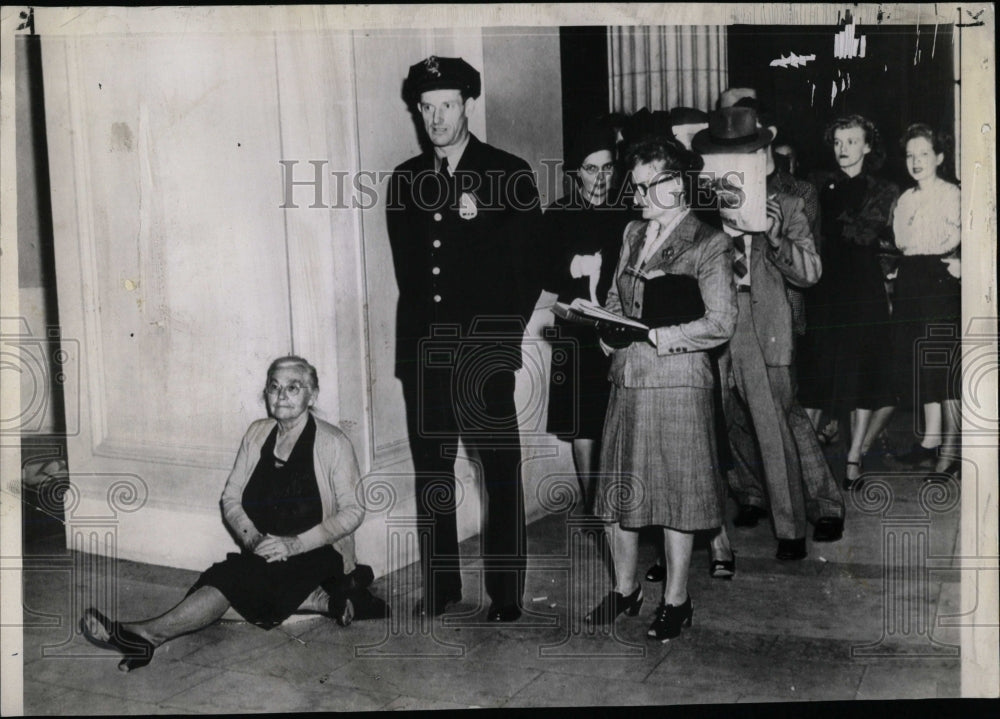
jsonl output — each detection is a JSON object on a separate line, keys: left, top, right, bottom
{"left": 624, "top": 135, "right": 704, "bottom": 206}
{"left": 900, "top": 123, "right": 952, "bottom": 156}
{"left": 824, "top": 114, "right": 885, "bottom": 172}
{"left": 900, "top": 123, "right": 956, "bottom": 182}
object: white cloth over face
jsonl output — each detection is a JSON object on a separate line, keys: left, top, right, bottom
{"left": 892, "top": 178, "right": 961, "bottom": 256}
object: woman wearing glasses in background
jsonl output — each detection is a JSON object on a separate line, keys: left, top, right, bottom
{"left": 542, "top": 117, "right": 635, "bottom": 512}
{"left": 80, "top": 355, "right": 385, "bottom": 672}
{"left": 585, "top": 136, "right": 736, "bottom": 641}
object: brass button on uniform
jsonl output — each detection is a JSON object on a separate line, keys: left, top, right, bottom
{"left": 432, "top": 267, "right": 440, "bottom": 275}
{"left": 432, "top": 239, "right": 442, "bottom": 248}
{"left": 433, "top": 212, "right": 442, "bottom": 222}
{"left": 433, "top": 294, "right": 442, "bottom": 303}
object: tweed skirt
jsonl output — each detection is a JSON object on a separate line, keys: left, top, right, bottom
{"left": 594, "top": 384, "right": 725, "bottom": 531}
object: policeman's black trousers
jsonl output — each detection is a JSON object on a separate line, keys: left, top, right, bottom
{"left": 401, "top": 363, "right": 527, "bottom": 608}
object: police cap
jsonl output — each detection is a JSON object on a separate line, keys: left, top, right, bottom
{"left": 403, "top": 56, "right": 481, "bottom": 106}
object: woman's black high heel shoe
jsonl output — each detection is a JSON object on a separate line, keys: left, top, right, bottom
{"left": 843, "top": 460, "right": 863, "bottom": 491}
{"left": 584, "top": 586, "right": 643, "bottom": 625}
{"left": 80, "top": 608, "right": 155, "bottom": 672}
{"left": 647, "top": 596, "right": 693, "bottom": 642}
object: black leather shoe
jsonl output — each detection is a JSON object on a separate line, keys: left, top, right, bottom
{"left": 647, "top": 596, "right": 693, "bottom": 642}
{"left": 733, "top": 504, "right": 767, "bottom": 528}
{"left": 486, "top": 602, "right": 522, "bottom": 622}
{"left": 645, "top": 563, "right": 666, "bottom": 582}
{"left": 80, "top": 608, "right": 155, "bottom": 672}
{"left": 413, "top": 589, "right": 461, "bottom": 617}
{"left": 812, "top": 517, "right": 844, "bottom": 543}
{"left": 842, "top": 460, "right": 863, "bottom": 491}
{"left": 585, "top": 586, "right": 643, "bottom": 625}
{"left": 776, "top": 537, "right": 807, "bottom": 561}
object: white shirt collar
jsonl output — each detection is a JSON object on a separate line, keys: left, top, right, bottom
{"left": 638, "top": 209, "right": 690, "bottom": 267}
{"left": 434, "top": 134, "right": 471, "bottom": 174}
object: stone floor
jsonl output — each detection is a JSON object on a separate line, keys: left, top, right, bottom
{"left": 17, "top": 413, "right": 970, "bottom": 713}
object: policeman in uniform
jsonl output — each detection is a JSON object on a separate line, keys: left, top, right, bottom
{"left": 386, "top": 56, "right": 541, "bottom": 621}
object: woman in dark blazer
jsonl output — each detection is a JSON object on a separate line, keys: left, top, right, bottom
{"left": 542, "top": 118, "right": 635, "bottom": 510}
{"left": 586, "top": 137, "right": 737, "bottom": 642}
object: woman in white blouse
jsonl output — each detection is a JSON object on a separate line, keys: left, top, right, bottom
{"left": 890, "top": 124, "right": 961, "bottom": 478}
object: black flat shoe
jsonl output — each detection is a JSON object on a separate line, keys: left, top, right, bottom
{"left": 812, "top": 517, "right": 844, "bottom": 543}
{"left": 413, "top": 589, "right": 461, "bottom": 618}
{"left": 486, "top": 602, "right": 522, "bottom": 622}
{"left": 80, "top": 608, "right": 155, "bottom": 672}
{"left": 585, "top": 586, "right": 643, "bottom": 625}
{"left": 645, "top": 563, "right": 666, "bottom": 582}
{"left": 709, "top": 554, "right": 736, "bottom": 580}
{"left": 775, "top": 537, "right": 807, "bottom": 561}
{"left": 732, "top": 504, "right": 767, "bottom": 528}
{"left": 647, "top": 596, "right": 693, "bottom": 642}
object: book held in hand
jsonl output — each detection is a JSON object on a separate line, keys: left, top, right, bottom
{"left": 551, "top": 273, "right": 705, "bottom": 331}
{"left": 551, "top": 298, "right": 649, "bottom": 331}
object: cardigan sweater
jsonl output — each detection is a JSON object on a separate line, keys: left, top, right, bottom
{"left": 220, "top": 415, "right": 364, "bottom": 573}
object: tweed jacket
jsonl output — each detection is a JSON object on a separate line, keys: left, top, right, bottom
{"left": 605, "top": 213, "right": 737, "bottom": 388}
{"left": 220, "top": 415, "right": 364, "bottom": 574}
{"left": 737, "top": 192, "right": 822, "bottom": 367}
{"left": 386, "top": 134, "right": 541, "bottom": 379}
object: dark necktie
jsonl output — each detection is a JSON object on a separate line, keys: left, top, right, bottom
{"left": 733, "top": 234, "right": 749, "bottom": 279}
{"left": 439, "top": 156, "right": 449, "bottom": 178}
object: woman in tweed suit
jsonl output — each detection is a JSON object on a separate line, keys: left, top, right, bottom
{"left": 586, "top": 137, "right": 737, "bottom": 641}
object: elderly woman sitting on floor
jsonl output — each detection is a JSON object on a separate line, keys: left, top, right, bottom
{"left": 81, "top": 355, "right": 387, "bottom": 672}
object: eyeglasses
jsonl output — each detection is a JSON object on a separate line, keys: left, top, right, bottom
{"left": 634, "top": 171, "right": 681, "bottom": 197}
{"left": 265, "top": 381, "right": 309, "bottom": 398}
{"left": 579, "top": 162, "right": 615, "bottom": 176}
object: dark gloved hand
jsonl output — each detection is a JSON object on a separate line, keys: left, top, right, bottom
{"left": 596, "top": 321, "right": 649, "bottom": 349}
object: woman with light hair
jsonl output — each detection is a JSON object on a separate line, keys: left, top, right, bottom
{"left": 81, "top": 356, "right": 386, "bottom": 671}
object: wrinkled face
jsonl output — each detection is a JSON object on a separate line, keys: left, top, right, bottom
{"left": 631, "top": 160, "right": 686, "bottom": 222}
{"left": 577, "top": 150, "right": 614, "bottom": 206}
{"left": 833, "top": 126, "right": 870, "bottom": 173}
{"left": 265, "top": 366, "right": 315, "bottom": 422}
{"left": 418, "top": 89, "right": 472, "bottom": 149}
{"left": 905, "top": 136, "right": 943, "bottom": 183}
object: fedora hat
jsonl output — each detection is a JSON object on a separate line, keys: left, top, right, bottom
{"left": 691, "top": 106, "right": 774, "bottom": 155}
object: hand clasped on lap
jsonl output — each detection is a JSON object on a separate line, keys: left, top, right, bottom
{"left": 254, "top": 534, "right": 303, "bottom": 562}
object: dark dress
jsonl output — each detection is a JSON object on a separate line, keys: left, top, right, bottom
{"left": 797, "top": 170, "right": 898, "bottom": 411}
{"left": 191, "top": 416, "right": 344, "bottom": 628}
{"left": 542, "top": 191, "right": 634, "bottom": 440}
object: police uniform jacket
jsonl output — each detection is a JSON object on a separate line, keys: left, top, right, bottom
{"left": 386, "top": 134, "right": 541, "bottom": 379}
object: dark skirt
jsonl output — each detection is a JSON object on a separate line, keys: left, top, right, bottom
{"left": 797, "top": 245, "right": 895, "bottom": 410}
{"left": 190, "top": 546, "right": 344, "bottom": 628}
{"left": 891, "top": 255, "right": 962, "bottom": 405}
{"left": 594, "top": 384, "right": 725, "bottom": 531}
{"left": 546, "top": 318, "right": 612, "bottom": 440}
